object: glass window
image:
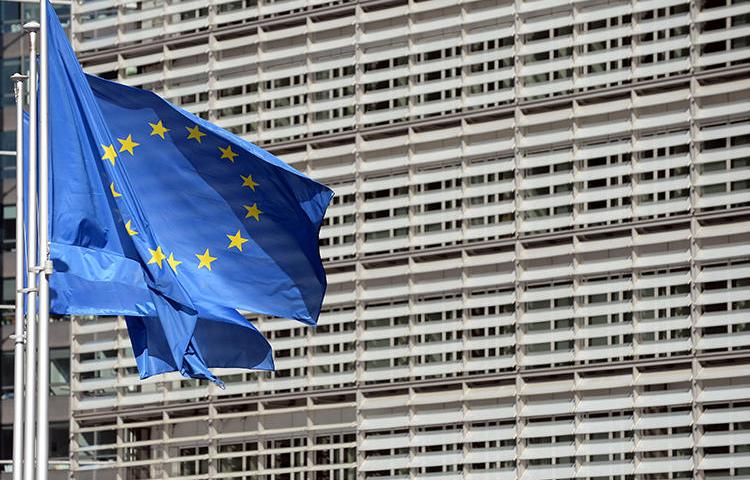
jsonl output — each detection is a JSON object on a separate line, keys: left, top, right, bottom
{"left": 50, "top": 347, "right": 70, "bottom": 396}
{"left": 2, "top": 278, "right": 13, "bottom": 305}
{"left": 49, "top": 421, "right": 69, "bottom": 459}
{"left": 1, "top": 351, "right": 13, "bottom": 398}
{"left": 0, "top": 424, "right": 11, "bottom": 459}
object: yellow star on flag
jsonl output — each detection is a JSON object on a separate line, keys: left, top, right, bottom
{"left": 110, "top": 182, "right": 122, "bottom": 198}
{"left": 227, "top": 230, "right": 249, "bottom": 252}
{"left": 101, "top": 144, "right": 117, "bottom": 166}
{"left": 167, "top": 253, "right": 182, "bottom": 272}
{"left": 243, "top": 203, "right": 262, "bottom": 221}
{"left": 125, "top": 220, "right": 138, "bottom": 236}
{"left": 196, "top": 248, "right": 217, "bottom": 270}
{"left": 241, "top": 175, "right": 259, "bottom": 191}
{"left": 219, "top": 145, "right": 239, "bottom": 163}
{"left": 148, "top": 246, "right": 167, "bottom": 269}
{"left": 149, "top": 120, "right": 170, "bottom": 139}
{"left": 186, "top": 125, "right": 206, "bottom": 143}
{"left": 117, "top": 134, "right": 140, "bottom": 155}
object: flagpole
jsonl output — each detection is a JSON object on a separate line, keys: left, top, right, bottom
{"left": 22, "top": 21, "right": 40, "bottom": 480}
{"left": 11, "top": 72, "right": 28, "bottom": 480}
{"left": 37, "top": 0, "right": 51, "bottom": 476}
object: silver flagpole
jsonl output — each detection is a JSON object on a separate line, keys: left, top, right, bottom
{"left": 22, "top": 20, "right": 39, "bottom": 480}
{"left": 11, "top": 72, "right": 28, "bottom": 480}
{"left": 37, "top": 0, "right": 50, "bottom": 477}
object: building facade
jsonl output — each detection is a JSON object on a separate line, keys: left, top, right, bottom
{"left": 63, "top": 0, "right": 750, "bottom": 478}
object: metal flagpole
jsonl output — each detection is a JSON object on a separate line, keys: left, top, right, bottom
{"left": 37, "top": 0, "right": 51, "bottom": 476}
{"left": 11, "top": 72, "right": 28, "bottom": 480}
{"left": 22, "top": 20, "right": 39, "bottom": 480}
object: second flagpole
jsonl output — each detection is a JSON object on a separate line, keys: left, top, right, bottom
{"left": 11, "top": 71, "right": 27, "bottom": 480}
{"left": 37, "top": 0, "right": 51, "bottom": 478}
{"left": 22, "top": 20, "right": 39, "bottom": 480}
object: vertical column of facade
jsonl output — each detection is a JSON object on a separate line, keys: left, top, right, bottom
{"left": 304, "top": 15, "right": 313, "bottom": 141}
{"left": 513, "top": 373, "right": 524, "bottom": 480}
{"left": 255, "top": 24, "right": 267, "bottom": 141}
{"left": 406, "top": 124, "right": 417, "bottom": 382}
{"left": 355, "top": 387, "right": 365, "bottom": 480}
{"left": 207, "top": 402, "right": 218, "bottom": 478}
{"left": 113, "top": 321, "right": 126, "bottom": 476}
{"left": 629, "top": 68, "right": 642, "bottom": 363}
{"left": 689, "top": 0, "right": 700, "bottom": 76}
{"left": 306, "top": 145, "right": 316, "bottom": 386}
{"left": 461, "top": 149, "right": 473, "bottom": 471}
{"left": 572, "top": 230, "right": 583, "bottom": 365}
{"left": 628, "top": 84, "right": 639, "bottom": 369}
{"left": 459, "top": 117, "right": 470, "bottom": 383}
{"left": 305, "top": 395, "right": 314, "bottom": 477}
{"left": 571, "top": 84, "right": 582, "bottom": 365}
{"left": 300, "top": 40, "right": 315, "bottom": 387}
{"left": 407, "top": 252, "right": 417, "bottom": 382}
{"left": 510, "top": 3, "right": 524, "bottom": 477}
{"left": 159, "top": 41, "right": 168, "bottom": 100}
{"left": 571, "top": 103, "right": 581, "bottom": 229}
{"left": 511, "top": 0, "right": 523, "bottom": 374}
{"left": 628, "top": 86, "right": 637, "bottom": 237}
{"left": 691, "top": 356, "right": 702, "bottom": 480}
{"left": 688, "top": 74, "right": 700, "bottom": 358}
{"left": 353, "top": 3, "right": 364, "bottom": 134}
{"left": 207, "top": 31, "right": 218, "bottom": 123}
{"left": 631, "top": 364, "right": 641, "bottom": 479}
{"left": 687, "top": 18, "right": 702, "bottom": 471}
{"left": 406, "top": 1, "right": 415, "bottom": 127}
{"left": 461, "top": 379, "right": 469, "bottom": 480}
{"left": 302, "top": 14, "right": 313, "bottom": 141}
{"left": 512, "top": 157, "right": 523, "bottom": 371}
{"left": 404, "top": 6, "right": 417, "bottom": 363}
{"left": 352, "top": 5, "right": 365, "bottom": 386}
{"left": 628, "top": 0, "right": 637, "bottom": 90}
{"left": 572, "top": 369, "right": 582, "bottom": 478}
{"left": 161, "top": 409, "right": 170, "bottom": 479}
{"left": 571, "top": 224, "right": 583, "bottom": 474}
{"left": 632, "top": 222, "right": 642, "bottom": 364}
{"left": 407, "top": 385, "right": 416, "bottom": 480}
{"left": 458, "top": 3, "right": 468, "bottom": 118}
{"left": 255, "top": 316, "right": 268, "bottom": 391}
{"left": 628, "top": 367, "right": 637, "bottom": 478}
{"left": 352, "top": 6, "right": 367, "bottom": 479}
{"left": 354, "top": 223, "right": 366, "bottom": 479}
{"left": 115, "top": 3, "right": 123, "bottom": 49}
{"left": 571, "top": 0, "right": 580, "bottom": 98}
{"left": 116, "top": 317, "right": 129, "bottom": 425}
{"left": 115, "top": 415, "right": 125, "bottom": 480}
{"left": 257, "top": 401, "right": 267, "bottom": 475}
{"left": 69, "top": 314, "right": 81, "bottom": 476}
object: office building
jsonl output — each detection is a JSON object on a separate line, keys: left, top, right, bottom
{"left": 7, "top": 0, "right": 750, "bottom": 478}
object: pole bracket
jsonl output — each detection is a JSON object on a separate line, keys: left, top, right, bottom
{"left": 10, "top": 333, "right": 25, "bottom": 344}
{"left": 44, "top": 259, "right": 53, "bottom": 275}
{"left": 18, "top": 287, "right": 37, "bottom": 293}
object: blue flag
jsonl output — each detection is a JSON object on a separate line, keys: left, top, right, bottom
{"left": 45, "top": 3, "right": 332, "bottom": 385}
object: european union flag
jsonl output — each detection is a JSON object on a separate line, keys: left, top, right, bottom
{"left": 45, "top": 3, "right": 332, "bottom": 385}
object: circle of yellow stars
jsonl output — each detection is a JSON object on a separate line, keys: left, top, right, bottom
{"left": 101, "top": 120, "right": 264, "bottom": 273}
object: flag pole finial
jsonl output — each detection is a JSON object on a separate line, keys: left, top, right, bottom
{"left": 23, "top": 21, "right": 40, "bottom": 33}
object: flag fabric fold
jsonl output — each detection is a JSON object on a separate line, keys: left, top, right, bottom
{"left": 45, "top": 2, "right": 332, "bottom": 384}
